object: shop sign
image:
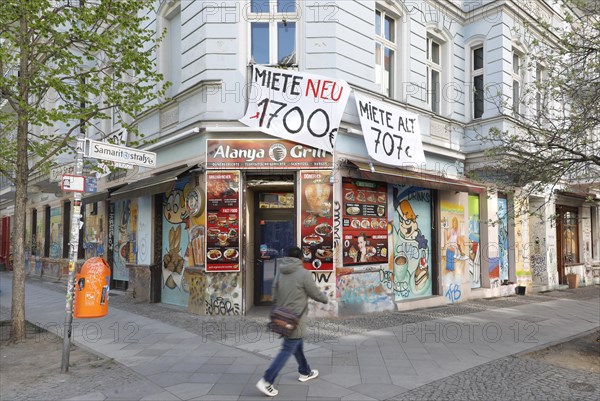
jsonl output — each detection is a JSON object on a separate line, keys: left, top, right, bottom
{"left": 342, "top": 177, "right": 388, "bottom": 266}
{"left": 206, "top": 139, "right": 333, "bottom": 169}
{"left": 300, "top": 171, "right": 334, "bottom": 271}
{"left": 205, "top": 171, "right": 241, "bottom": 272}
{"left": 354, "top": 92, "right": 426, "bottom": 166}
{"left": 239, "top": 65, "right": 350, "bottom": 153}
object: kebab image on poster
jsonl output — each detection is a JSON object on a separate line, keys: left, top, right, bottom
{"left": 205, "top": 171, "right": 241, "bottom": 272}
{"left": 300, "top": 171, "right": 334, "bottom": 271}
{"left": 342, "top": 177, "right": 388, "bottom": 266}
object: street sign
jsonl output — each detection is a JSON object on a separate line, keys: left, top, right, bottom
{"left": 85, "top": 177, "right": 98, "bottom": 193}
{"left": 62, "top": 174, "right": 86, "bottom": 192}
{"left": 87, "top": 139, "right": 157, "bottom": 168}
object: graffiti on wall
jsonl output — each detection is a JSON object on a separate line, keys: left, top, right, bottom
{"left": 391, "top": 185, "right": 432, "bottom": 301}
{"left": 336, "top": 270, "right": 395, "bottom": 315}
{"left": 204, "top": 272, "right": 242, "bottom": 316}
{"left": 84, "top": 202, "right": 106, "bottom": 258}
{"left": 311, "top": 272, "right": 337, "bottom": 316}
{"left": 498, "top": 198, "right": 509, "bottom": 282}
{"left": 440, "top": 197, "right": 468, "bottom": 303}
{"left": 113, "top": 199, "right": 135, "bottom": 281}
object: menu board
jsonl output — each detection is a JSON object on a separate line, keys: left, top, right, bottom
{"left": 205, "top": 171, "right": 241, "bottom": 272}
{"left": 300, "top": 171, "right": 334, "bottom": 271}
{"left": 342, "top": 177, "right": 388, "bottom": 266}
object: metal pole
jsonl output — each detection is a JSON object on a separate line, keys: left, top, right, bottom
{"left": 61, "top": 136, "right": 85, "bottom": 372}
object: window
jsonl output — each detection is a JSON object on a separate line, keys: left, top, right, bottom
{"left": 159, "top": 1, "right": 182, "bottom": 97}
{"left": 250, "top": 0, "right": 297, "bottom": 66}
{"left": 472, "top": 46, "right": 484, "bottom": 119}
{"left": 427, "top": 37, "right": 441, "bottom": 114}
{"left": 375, "top": 9, "right": 396, "bottom": 97}
{"left": 512, "top": 50, "right": 522, "bottom": 115}
{"left": 535, "top": 64, "right": 547, "bottom": 119}
{"left": 561, "top": 209, "right": 579, "bottom": 265}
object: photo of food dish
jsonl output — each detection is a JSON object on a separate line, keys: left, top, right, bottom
{"left": 303, "top": 234, "right": 324, "bottom": 245}
{"left": 207, "top": 227, "right": 220, "bottom": 238}
{"left": 379, "top": 220, "right": 387, "bottom": 229}
{"left": 377, "top": 193, "right": 386, "bottom": 203}
{"left": 356, "top": 191, "right": 366, "bottom": 202}
{"left": 361, "top": 220, "right": 370, "bottom": 229}
{"left": 345, "top": 191, "right": 355, "bottom": 201}
{"left": 346, "top": 206, "right": 360, "bottom": 215}
{"left": 207, "top": 249, "right": 222, "bottom": 260}
{"left": 315, "top": 223, "right": 333, "bottom": 236}
{"left": 366, "top": 246, "right": 376, "bottom": 257}
{"left": 351, "top": 219, "right": 361, "bottom": 229}
{"left": 224, "top": 248, "right": 238, "bottom": 260}
{"left": 371, "top": 219, "right": 379, "bottom": 229}
{"left": 316, "top": 249, "right": 333, "bottom": 259}
{"left": 377, "top": 205, "right": 385, "bottom": 217}
{"left": 367, "top": 193, "right": 376, "bottom": 202}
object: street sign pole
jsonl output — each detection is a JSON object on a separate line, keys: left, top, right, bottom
{"left": 61, "top": 136, "right": 85, "bottom": 372}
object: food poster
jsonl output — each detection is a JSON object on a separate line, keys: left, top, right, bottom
{"left": 342, "top": 178, "right": 388, "bottom": 266}
{"left": 84, "top": 202, "right": 106, "bottom": 258}
{"left": 49, "top": 207, "right": 62, "bottom": 259}
{"left": 468, "top": 195, "right": 481, "bottom": 288}
{"left": 162, "top": 176, "right": 202, "bottom": 306}
{"left": 391, "top": 185, "right": 432, "bottom": 300}
{"left": 205, "top": 171, "right": 240, "bottom": 272}
{"left": 300, "top": 171, "right": 334, "bottom": 271}
{"left": 113, "top": 199, "right": 135, "bottom": 281}
{"left": 498, "top": 197, "right": 509, "bottom": 282}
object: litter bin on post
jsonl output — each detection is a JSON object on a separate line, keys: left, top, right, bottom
{"left": 74, "top": 257, "right": 110, "bottom": 318}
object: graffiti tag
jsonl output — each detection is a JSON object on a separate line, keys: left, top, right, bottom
{"left": 445, "top": 283, "right": 461, "bottom": 304}
{"left": 205, "top": 297, "right": 240, "bottom": 316}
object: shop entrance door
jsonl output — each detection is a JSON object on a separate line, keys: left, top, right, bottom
{"left": 254, "top": 192, "right": 295, "bottom": 305}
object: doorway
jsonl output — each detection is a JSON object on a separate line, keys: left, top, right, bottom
{"left": 253, "top": 191, "right": 295, "bottom": 305}
{"left": 556, "top": 205, "right": 579, "bottom": 285}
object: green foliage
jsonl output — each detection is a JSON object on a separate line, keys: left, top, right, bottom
{"left": 473, "top": 0, "right": 599, "bottom": 197}
{"left": 0, "top": 0, "right": 167, "bottom": 182}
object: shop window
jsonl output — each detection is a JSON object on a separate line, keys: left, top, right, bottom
{"left": 561, "top": 209, "right": 579, "bottom": 265}
{"left": 375, "top": 8, "right": 397, "bottom": 97}
{"left": 249, "top": 0, "right": 298, "bottom": 66}
{"left": 472, "top": 45, "right": 484, "bottom": 119}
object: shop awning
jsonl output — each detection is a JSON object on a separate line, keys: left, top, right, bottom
{"left": 110, "top": 166, "right": 192, "bottom": 201}
{"left": 81, "top": 191, "right": 109, "bottom": 205}
{"left": 346, "top": 161, "right": 487, "bottom": 194}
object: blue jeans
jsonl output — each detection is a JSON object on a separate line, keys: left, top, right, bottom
{"left": 264, "top": 337, "right": 311, "bottom": 384}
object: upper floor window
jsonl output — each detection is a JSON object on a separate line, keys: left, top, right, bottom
{"left": 375, "top": 9, "right": 396, "bottom": 97}
{"left": 427, "top": 36, "right": 441, "bottom": 114}
{"left": 250, "top": 0, "right": 297, "bottom": 66}
{"left": 512, "top": 50, "right": 522, "bottom": 116}
{"left": 472, "top": 46, "right": 484, "bottom": 119}
{"left": 159, "top": 1, "right": 182, "bottom": 97}
{"left": 535, "top": 63, "right": 547, "bottom": 119}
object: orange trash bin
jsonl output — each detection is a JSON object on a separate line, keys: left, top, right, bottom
{"left": 74, "top": 257, "right": 110, "bottom": 318}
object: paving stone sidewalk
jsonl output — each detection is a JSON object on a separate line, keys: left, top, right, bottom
{"left": 1, "top": 273, "right": 598, "bottom": 401}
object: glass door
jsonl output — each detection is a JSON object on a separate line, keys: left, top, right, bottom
{"left": 254, "top": 192, "right": 295, "bottom": 305}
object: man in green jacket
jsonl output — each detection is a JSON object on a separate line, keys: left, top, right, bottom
{"left": 256, "top": 247, "right": 329, "bottom": 397}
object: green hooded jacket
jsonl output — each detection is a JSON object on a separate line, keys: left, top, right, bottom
{"left": 272, "top": 256, "right": 328, "bottom": 339}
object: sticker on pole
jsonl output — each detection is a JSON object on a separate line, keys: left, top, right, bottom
{"left": 62, "top": 174, "right": 86, "bottom": 192}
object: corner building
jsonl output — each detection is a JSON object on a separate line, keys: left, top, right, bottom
{"left": 12, "top": 1, "right": 600, "bottom": 317}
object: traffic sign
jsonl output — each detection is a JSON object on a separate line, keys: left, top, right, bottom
{"left": 87, "top": 139, "right": 156, "bottom": 168}
{"left": 62, "top": 174, "right": 86, "bottom": 192}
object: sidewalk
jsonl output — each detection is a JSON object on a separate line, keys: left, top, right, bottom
{"left": 1, "top": 273, "right": 598, "bottom": 401}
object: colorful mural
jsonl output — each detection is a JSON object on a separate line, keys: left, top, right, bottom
{"left": 498, "top": 197, "right": 509, "bottom": 282}
{"left": 440, "top": 196, "right": 468, "bottom": 304}
{"left": 49, "top": 207, "right": 62, "bottom": 259}
{"left": 391, "top": 185, "right": 432, "bottom": 301}
{"left": 35, "top": 211, "right": 44, "bottom": 258}
{"left": 162, "top": 176, "right": 205, "bottom": 307}
{"left": 336, "top": 268, "right": 395, "bottom": 315}
{"left": 113, "top": 199, "right": 136, "bottom": 281}
{"left": 468, "top": 195, "right": 481, "bottom": 288}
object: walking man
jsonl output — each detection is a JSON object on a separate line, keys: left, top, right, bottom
{"left": 256, "top": 246, "right": 329, "bottom": 397}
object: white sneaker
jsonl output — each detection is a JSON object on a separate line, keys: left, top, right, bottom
{"left": 298, "top": 369, "right": 319, "bottom": 382}
{"left": 256, "top": 378, "right": 278, "bottom": 397}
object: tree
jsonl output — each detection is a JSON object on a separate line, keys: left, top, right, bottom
{"left": 470, "top": 0, "right": 599, "bottom": 208}
{"left": 0, "top": 0, "right": 166, "bottom": 341}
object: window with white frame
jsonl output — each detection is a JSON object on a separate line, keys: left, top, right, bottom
{"left": 512, "top": 50, "right": 522, "bottom": 115}
{"left": 249, "top": 0, "right": 298, "bottom": 66}
{"left": 427, "top": 36, "right": 442, "bottom": 114}
{"left": 159, "top": 1, "right": 182, "bottom": 97}
{"left": 535, "top": 63, "right": 547, "bottom": 119}
{"left": 375, "top": 8, "right": 396, "bottom": 97}
{"left": 472, "top": 46, "right": 484, "bottom": 119}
